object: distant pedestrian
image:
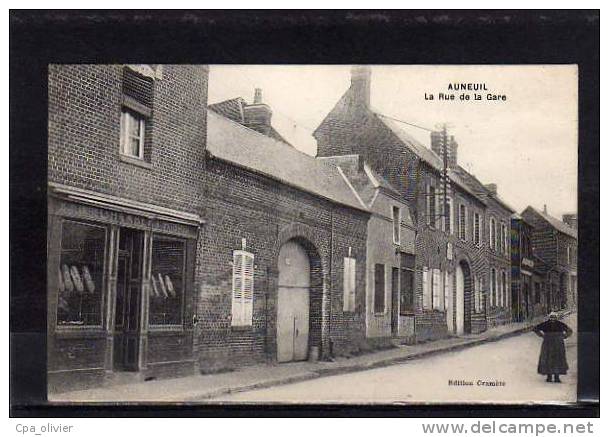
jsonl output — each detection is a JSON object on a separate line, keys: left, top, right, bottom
{"left": 534, "top": 312, "right": 573, "bottom": 383}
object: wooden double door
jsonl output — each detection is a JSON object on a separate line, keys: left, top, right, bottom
{"left": 276, "top": 241, "right": 311, "bottom": 363}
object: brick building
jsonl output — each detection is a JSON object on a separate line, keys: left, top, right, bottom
{"left": 318, "top": 155, "right": 417, "bottom": 345}
{"left": 521, "top": 206, "right": 578, "bottom": 311}
{"left": 197, "top": 94, "right": 370, "bottom": 372}
{"left": 314, "top": 66, "right": 496, "bottom": 341}
{"left": 511, "top": 214, "right": 550, "bottom": 321}
{"left": 47, "top": 65, "right": 209, "bottom": 392}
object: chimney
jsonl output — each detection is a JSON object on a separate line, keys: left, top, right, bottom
{"left": 350, "top": 65, "right": 371, "bottom": 108}
{"left": 243, "top": 88, "right": 273, "bottom": 135}
{"left": 253, "top": 88, "right": 263, "bottom": 104}
{"left": 431, "top": 132, "right": 458, "bottom": 167}
{"left": 485, "top": 183, "right": 497, "bottom": 195}
{"left": 543, "top": 204, "right": 548, "bottom": 214}
{"left": 562, "top": 213, "right": 578, "bottom": 229}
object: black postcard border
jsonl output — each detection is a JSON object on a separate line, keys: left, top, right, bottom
{"left": 9, "top": 9, "right": 599, "bottom": 418}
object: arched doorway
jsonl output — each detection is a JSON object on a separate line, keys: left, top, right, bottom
{"left": 455, "top": 260, "right": 473, "bottom": 335}
{"left": 277, "top": 240, "right": 311, "bottom": 362}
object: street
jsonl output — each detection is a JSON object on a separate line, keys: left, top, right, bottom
{"left": 213, "top": 314, "right": 577, "bottom": 404}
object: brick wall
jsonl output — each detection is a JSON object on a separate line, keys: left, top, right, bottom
{"left": 196, "top": 157, "right": 369, "bottom": 371}
{"left": 48, "top": 64, "right": 208, "bottom": 215}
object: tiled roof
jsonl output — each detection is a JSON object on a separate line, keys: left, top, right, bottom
{"left": 206, "top": 110, "right": 368, "bottom": 212}
{"left": 525, "top": 206, "right": 578, "bottom": 239}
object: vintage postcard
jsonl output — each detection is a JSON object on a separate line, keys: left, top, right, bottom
{"left": 45, "top": 64, "right": 578, "bottom": 405}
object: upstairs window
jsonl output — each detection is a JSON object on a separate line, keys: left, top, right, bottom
{"left": 427, "top": 185, "right": 437, "bottom": 228}
{"left": 458, "top": 204, "right": 467, "bottom": 241}
{"left": 473, "top": 212, "right": 481, "bottom": 246}
{"left": 120, "top": 67, "right": 153, "bottom": 162}
{"left": 489, "top": 218, "right": 497, "bottom": 251}
{"left": 120, "top": 109, "right": 145, "bottom": 159}
{"left": 232, "top": 250, "right": 254, "bottom": 326}
{"left": 392, "top": 206, "right": 401, "bottom": 244}
{"left": 444, "top": 198, "right": 453, "bottom": 234}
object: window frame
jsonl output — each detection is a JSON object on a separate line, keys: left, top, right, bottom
{"left": 120, "top": 108, "right": 146, "bottom": 160}
{"left": 55, "top": 218, "right": 108, "bottom": 330}
{"left": 392, "top": 205, "right": 401, "bottom": 245}
{"left": 148, "top": 234, "right": 187, "bottom": 328}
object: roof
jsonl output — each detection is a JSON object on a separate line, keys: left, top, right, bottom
{"left": 523, "top": 206, "right": 578, "bottom": 239}
{"left": 452, "top": 165, "right": 515, "bottom": 213}
{"left": 209, "top": 99, "right": 293, "bottom": 146}
{"left": 206, "top": 110, "right": 368, "bottom": 212}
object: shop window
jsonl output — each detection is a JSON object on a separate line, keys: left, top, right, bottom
{"left": 399, "top": 254, "right": 415, "bottom": 315}
{"left": 149, "top": 236, "right": 185, "bottom": 326}
{"left": 57, "top": 220, "right": 106, "bottom": 327}
{"left": 231, "top": 250, "right": 254, "bottom": 326}
{"left": 343, "top": 257, "right": 356, "bottom": 312}
{"left": 374, "top": 263, "right": 386, "bottom": 313}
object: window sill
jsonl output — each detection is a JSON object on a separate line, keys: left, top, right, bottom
{"left": 119, "top": 153, "right": 153, "bottom": 169}
{"left": 148, "top": 325, "right": 184, "bottom": 333}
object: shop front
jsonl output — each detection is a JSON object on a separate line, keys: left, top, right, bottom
{"left": 47, "top": 183, "right": 201, "bottom": 392}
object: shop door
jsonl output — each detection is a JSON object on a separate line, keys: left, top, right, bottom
{"left": 113, "top": 228, "right": 144, "bottom": 371}
{"left": 277, "top": 241, "right": 310, "bottom": 363}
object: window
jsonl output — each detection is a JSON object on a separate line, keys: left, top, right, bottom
{"left": 458, "top": 204, "right": 467, "bottom": 241}
{"left": 567, "top": 246, "right": 572, "bottom": 264}
{"left": 120, "top": 109, "right": 145, "bottom": 159}
{"left": 501, "top": 270, "right": 507, "bottom": 308}
{"left": 57, "top": 220, "right": 106, "bottom": 326}
{"left": 502, "top": 223, "right": 509, "bottom": 255}
{"left": 444, "top": 198, "right": 453, "bottom": 234}
{"left": 432, "top": 269, "right": 444, "bottom": 310}
{"left": 490, "top": 268, "right": 497, "bottom": 307}
{"left": 149, "top": 236, "right": 186, "bottom": 326}
{"left": 443, "top": 270, "right": 452, "bottom": 312}
{"left": 392, "top": 206, "right": 401, "bottom": 244}
{"left": 399, "top": 254, "right": 415, "bottom": 315}
{"left": 489, "top": 218, "right": 497, "bottom": 251}
{"left": 120, "top": 67, "right": 153, "bottom": 161}
{"left": 343, "top": 257, "right": 356, "bottom": 312}
{"left": 374, "top": 264, "right": 386, "bottom": 313}
{"left": 428, "top": 185, "right": 436, "bottom": 228}
{"left": 231, "top": 250, "right": 254, "bottom": 326}
{"left": 473, "top": 212, "right": 481, "bottom": 246}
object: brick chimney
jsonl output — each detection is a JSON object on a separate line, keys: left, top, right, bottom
{"left": 485, "top": 183, "right": 497, "bottom": 195}
{"left": 350, "top": 65, "right": 371, "bottom": 108}
{"left": 431, "top": 132, "right": 459, "bottom": 167}
{"left": 562, "top": 213, "right": 578, "bottom": 229}
{"left": 243, "top": 88, "right": 272, "bottom": 135}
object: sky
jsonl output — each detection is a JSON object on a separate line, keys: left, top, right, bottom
{"left": 208, "top": 65, "right": 578, "bottom": 218}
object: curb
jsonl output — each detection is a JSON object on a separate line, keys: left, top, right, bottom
{"left": 191, "top": 318, "right": 560, "bottom": 401}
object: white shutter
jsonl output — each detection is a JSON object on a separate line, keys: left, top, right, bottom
{"left": 343, "top": 257, "right": 356, "bottom": 312}
{"left": 444, "top": 271, "right": 450, "bottom": 309}
{"left": 232, "top": 250, "right": 254, "bottom": 326}
{"left": 422, "top": 268, "right": 430, "bottom": 310}
{"left": 432, "top": 269, "right": 441, "bottom": 310}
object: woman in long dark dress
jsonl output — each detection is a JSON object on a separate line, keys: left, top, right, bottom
{"left": 534, "top": 312, "right": 573, "bottom": 383}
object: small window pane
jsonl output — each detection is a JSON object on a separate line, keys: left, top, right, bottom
{"left": 57, "top": 220, "right": 106, "bottom": 326}
{"left": 149, "top": 237, "right": 185, "bottom": 325}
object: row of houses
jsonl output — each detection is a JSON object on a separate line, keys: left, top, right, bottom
{"left": 47, "top": 64, "right": 577, "bottom": 392}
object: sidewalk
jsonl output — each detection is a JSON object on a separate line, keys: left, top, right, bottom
{"left": 50, "top": 312, "right": 571, "bottom": 403}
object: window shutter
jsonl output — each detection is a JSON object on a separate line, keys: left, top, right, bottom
{"left": 444, "top": 271, "right": 451, "bottom": 310}
{"left": 343, "top": 257, "right": 356, "bottom": 312}
{"left": 422, "top": 267, "right": 430, "bottom": 310}
{"left": 432, "top": 269, "right": 441, "bottom": 310}
{"left": 232, "top": 250, "right": 254, "bottom": 326}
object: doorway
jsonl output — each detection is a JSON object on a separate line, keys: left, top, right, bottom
{"left": 455, "top": 261, "right": 472, "bottom": 335}
{"left": 113, "top": 228, "right": 145, "bottom": 371}
{"left": 277, "top": 241, "right": 311, "bottom": 363}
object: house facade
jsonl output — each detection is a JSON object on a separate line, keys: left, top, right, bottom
{"left": 521, "top": 206, "right": 578, "bottom": 311}
{"left": 314, "top": 66, "right": 492, "bottom": 341}
{"left": 196, "top": 96, "right": 370, "bottom": 372}
{"left": 47, "top": 65, "right": 209, "bottom": 392}
{"left": 319, "top": 155, "right": 417, "bottom": 345}
{"left": 511, "top": 215, "right": 550, "bottom": 321}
